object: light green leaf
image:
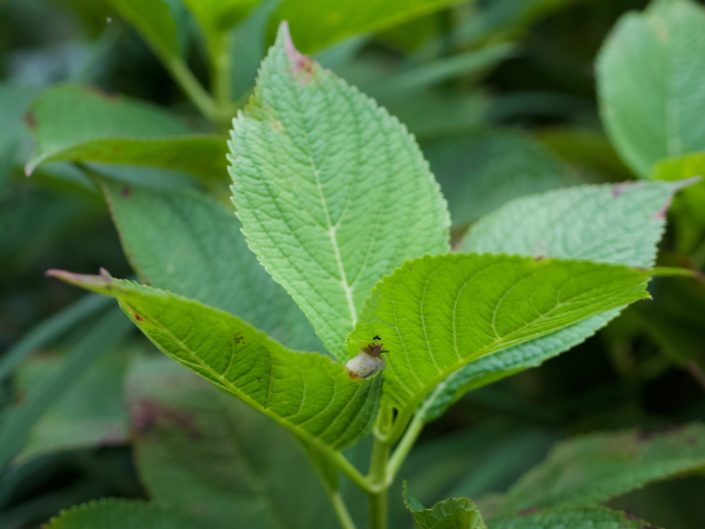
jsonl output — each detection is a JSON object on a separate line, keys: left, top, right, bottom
{"left": 272, "top": 0, "right": 464, "bottom": 53}
{"left": 108, "top": 0, "right": 180, "bottom": 62}
{"left": 229, "top": 24, "right": 450, "bottom": 358}
{"left": 128, "top": 355, "right": 340, "bottom": 529}
{"left": 490, "top": 507, "right": 658, "bottom": 529}
{"left": 347, "top": 253, "right": 651, "bottom": 418}
{"left": 102, "top": 181, "right": 320, "bottom": 350}
{"left": 16, "top": 349, "right": 128, "bottom": 462}
{"left": 26, "top": 85, "right": 225, "bottom": 182}
{"left": 422, "top": 182, "right": 679, "bottom": 420}
{"left": 424, "top": 129, "right": 573, "bottom": 227}
{"left": 597, "top": 0, "right": 705, "bottom": 177}
{"left": 48, "top": 271, "right": 381, "bottom": 452}
{"left": 404, "top": 485, "right": 487, "bottom": 529}
{"left": 500, "top": 423, "right": 705, "bottom": 512}
{"left": 45, "top": 499, "right": 200, "bottom": 529}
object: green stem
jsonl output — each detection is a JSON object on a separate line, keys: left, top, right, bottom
{"left": 211, "top": 34, "right": 234, "bottom": 122}
{"left": 325, "top": 448, "right": 375, "bottom": 494}
{"left": 327, "top": 489, "right": 358, "bottom": 529}
{"left": 165, "top": 56, "right": 225, "bottom": 125}
{"left": 367, "top": 436, "right": 390, "bottom": 529}
{"left": 387, "top": 412, "right": 425, "bottom": 482}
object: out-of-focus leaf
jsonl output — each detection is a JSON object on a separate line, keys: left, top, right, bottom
{"left": 229, "top": 24, "right": 450, "bottom": 357}
{"left": 499, "top": 423, "right": 705, "bottom": 513}
{"left": 421, "top": 182, "right": 680, "bottom": 421}
{"left": 128, "top": 355, "right": 338, "bottom": 529}
{"left": 490, "top": 507, "right": 657, "bottom": 529}
{"left": 347, "top": 253, "right": 651, "bottom": 421}
{"left": 184, "top": 0, "right": 258, "bottom": 60}
{"left": 107, "top": 0, "right": 180, "bottom": 62}
{"left": 102, "top": 181, "right": 319, "bottom": 350}
{"left": 0, "top": 309, "right": 131, "bottom": 469}
{"left": 597, "top": 0, "right": 705, "bottom": 177}
{"left": 424, "top": 129, "right": 572, "bottom": 227}
{"left": 45, "top": 499, "right": 200, "bottom": 529}
{"left": 16, "top": 349, "right": 129, "bottom": 462}
{"left": 49, "top": 271, "right": 382, "bottom": 452}
{"left": 366, "top": 44, "right": 516, "bottom": 100}
{"left": 404, "top": 485, "right": 487, "bottom": 529}
{"left": 0, "top": 294, "right": 110, "bottom": 382}
{"left": 26, "top": 85, "right": 226, "bottom": 182}
{"left": 271, "top": 0, "right": 465, "bottom": 53}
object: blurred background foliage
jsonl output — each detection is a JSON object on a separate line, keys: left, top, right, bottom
{"left": 1, "top": 0, "right": 704, "bottom": 528}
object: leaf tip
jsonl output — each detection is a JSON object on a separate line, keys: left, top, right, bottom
{"left": 46, "top": 268, "right": 114, "bottom": 291}
{"left": 277, "top": 19, "right": 315, "bottom": 79}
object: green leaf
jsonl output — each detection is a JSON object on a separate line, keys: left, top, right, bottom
{"left": 597, "top": 0, "right": 705, "bottom": 177}
{"left": 272, "top": 0, "right": 465, "bottom": 53}
{"left": 500, "top": 423, "right": 705, "bottom": 512}
{"left": 107, "top": 0, "right": 180, "bottom": 63}
{"left": 424, "top": 129, "right": 573, "bottom": 227}
{"left": 229, "top": 24, "right": 450, "bottom": 358}
{"left": 102, "top": 181, "right": 320, "bottom": 350}
{"left": 48, "top": 271, "right": 381, "bottom": 452}
{"left": 347, "top": 253, "right": 651, "bottom": 419}
{"left": 404, "top": 485, "right": 487, "bottom": 529}
{"left": 45, "top": 499, "right": 201, "bottom": 529}
{"left": 128, "top": 355, "right": 340, "bottom": 529}
{"left": 16, "top": 349, "right": 129, "bottom": 462}
{"left": 491, "top": 507, "right": 658, "bottom": 529}
{"left": 26, "top": 85, "right": 225, "bottom": 182}
{"left": 421, "top": 182, "right": 679, "bottom": 420}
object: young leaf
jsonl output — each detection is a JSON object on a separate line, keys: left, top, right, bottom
{"left": 45, "top": 499, "right": 200, "bottom": 529}
{"left": 129, "top": 355, "right": 340, "bottom": 529}
{"left": 501, "top": 423, "right": 705, "bottom": 512}
{"left": 491, "top": 507, "right": 658, "bottom": 529}
{"left": 272, "top": 0, "right": 465, "bottom": 53}
{"left": 184, "top": 0, "right": 258, "bottom": 61}
{"left": 421, "top": 182, "right": 679, "bottom": 420}
{"left": 102, "top": 181, "right": 320, "bottom": 350}
{"left": 26, "top": 85, "right": 225, "bottom": 182}
{"left": 229, "top": 24, "right": 450, "bottom": 358}
{"left": 404, "top": 485, "right": 487, "bottom": 529}
{"left": 347, "top": 253, "right": 651, "bottom": 418}
{"left": 597, "top": 0, "right": 705, "bottom": 177}
{"left": 48, "top": 271, "right": 381, "bottom": 452}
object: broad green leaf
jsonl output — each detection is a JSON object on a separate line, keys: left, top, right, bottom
{"left": 26, "top": 85, "right": 225, "bottom": 182}
{"left": 404, "top": 485, "right": 487, "bottom": 529}
{"left": 128, "top": 355, "right": 339, "bottom": 529}
{"left": 424, "top": 129, "right": 572, "bottom": 227}
{"left": 597, "top": 0, "right": 705, "bottom": 177}
{"left": 16, "top": 349, "right": 128, "bottom": 462}
{"left": 45, "top": 499, "right": 200, "bottom": 529}
{"left": 107, "top": 0, "right": 180, "bottom": 63}
{"left": 229, "top": 24, "right": 450, "bottom": 358}
{"left": 421, "top": 182, "right": 679, "bottom": 420}
{"left": 500, "top": 423, "right": 705, "bottom": 512}
{"left": 347, "top": 253, "right": 651, "bottom": 417}
{"left": 491, "top": 507, "right": 657, "bottom": 529}
{"left": 102, "top": 181, "right": 320, "bottom": 350}
{"left": 272, "top": 0, "right": 465, "bottom": 53}
{"left": 48, "top": 271, "right": 381, "bottom": 452}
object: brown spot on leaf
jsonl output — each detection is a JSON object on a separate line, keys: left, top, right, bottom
{"left": 233, "top": 334, "right": 244, "bottom": 345}
{"left": 121, "top": 185, "right": 131, "bottom": 197}
{"left": 612, "top": 182, "right": 634, "bottom": 197}
{"left": 24, "top": 110, "right": 37, "bottom": 129}
{"left": 653, "top": 195, "right": 673, "bottom": 220}
{"left": 534, "top": 255, "right": 545, "bottom": 262}
{"left": 279, "top": 21, "right": 315, "bottom": 82}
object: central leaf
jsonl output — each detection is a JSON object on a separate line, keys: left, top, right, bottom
{"left": 347, "top": 254, "right": 651, "bottom": 417}
{"left": 229, "top": 23, "right": 450, "bottom": 358}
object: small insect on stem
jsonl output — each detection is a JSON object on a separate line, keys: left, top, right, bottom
{"left": 345, "top": 336, "right": 388, "bottom": 379}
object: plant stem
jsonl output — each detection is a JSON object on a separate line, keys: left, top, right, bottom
{"left": 387, "top": 411, "right": 425, "bottom": 482}
{"left": 327, "top": 490, "right": 358, "bottom": 529}
{"left": 211, "top": 34, "right": 234, "bottom": 120}
{"left": 325, "top": 448, "right": 375, "bottom": 494}
{"left": 367, "top": 436, "right": 390, "bottom": 529}
{"left": 165, "top": 56, "right": 225, "bottom": 125}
